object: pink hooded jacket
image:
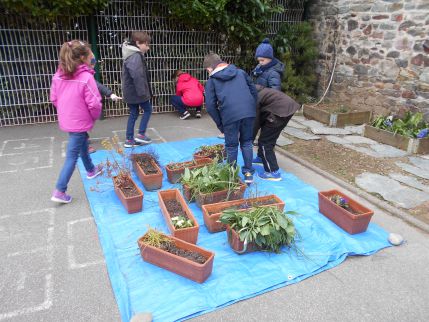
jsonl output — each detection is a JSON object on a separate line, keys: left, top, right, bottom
{"left": 50, "top": 64, "right": 102, "bottom": 132}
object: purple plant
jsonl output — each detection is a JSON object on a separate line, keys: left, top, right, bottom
{"left": 417, "top": 128, "right": 428, "bottom": 139}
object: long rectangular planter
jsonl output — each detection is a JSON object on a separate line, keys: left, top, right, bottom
{"left": 226, "top": 225, "right": 258, "bottom": 254}
{"left": 364, "top": 124, "right": 429, "bottom": 154}
{"left": 195, "top": 180, "right": 247, "bottom": 207}
{"left": 158, "top": 189, "right": 199, "bottom": 244}
{"left": 113, "top": 175, "right": 143, "bottom": 214}
{"left": 318, "top": 189, "right": 374, "bottom": 234}
{"left": 132, "top": 154, "right": 163, "bottom": 191}
{"left": 303, "top": 105, "right": 372, "bottom": 127}
{"left": 202, "top": 195, "right": 285, "bottom": 233}
{"left": 138, "top": 232, "right": 214, "bottom": 283}
{"left": 193, "top": 144, "right": 226, "bottom": 162}
{"left": 166, "top": 158, "right": 213, "bottom": 184}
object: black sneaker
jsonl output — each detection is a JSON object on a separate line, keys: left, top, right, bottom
{"left": 195, "top": 112, "right": 201, "bottom": 118}
{"left": 244, "top": 172, "right": 253, "bottom": 185}
{"left": 180, "top": 111, "right": 191, "bottom": 120}
{"left": 124, "top": 139, "right": 142, "bottom": 148}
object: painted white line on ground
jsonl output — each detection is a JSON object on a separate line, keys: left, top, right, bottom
{"left": 149, "top": 127, "right": 167, "bottom": 142}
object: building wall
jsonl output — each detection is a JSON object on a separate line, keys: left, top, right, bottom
{"left": 307, "top": 0, "right": 429, "bottom": 118}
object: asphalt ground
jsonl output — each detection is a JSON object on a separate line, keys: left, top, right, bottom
{"left": 0, "top": 112, "right": 428, "bottom": 322}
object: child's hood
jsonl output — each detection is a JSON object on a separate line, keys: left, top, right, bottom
{"left": 56, "top": 64, "right": 95, "bottom": 78}
{"left": 272, "top": 60, "right": 285, "bottom": 75}
{"left": 178, "top": 73, "right": 192, "bottom": 82}
{"left": 122, "top": 42, "right": 141, "bottom": 60}
{"left": 210, "top": 64, "right": 238, "bottom": 81}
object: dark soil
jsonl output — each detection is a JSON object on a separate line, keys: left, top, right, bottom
{"left": 165, "top": 199, "right": 189, "bottom": 219}
{"left": 208, "top": 197, "right": 279, "bottom": 215}
{"left": 166, "top": 161, "right": 195, "bottom": 170}
{"left": 135, "top": 154, "right": 159, "bottom": 175}
{"left": 160, "top": 242, "right": 207, "bottom": 264}
{"left": 114, "top": 174, "right": 140, "bottom": 197}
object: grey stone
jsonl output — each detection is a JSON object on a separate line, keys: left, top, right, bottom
{"left": 346, "top": 46, "right": 357, "bottom": 56}
{"left": 343, "top": 144, "right": 384, "bottom": 158}
{"left": 354, "top": 64, "right": 368, "bottom": 75}
{"left": 371, "top": 3, "right": 387, "bottom": 12}
{"left": 417, "top": 3, "right": 429, "bottom": 10}
{"left": 343, "top": 135, "right": 378, "bottom": 144}
{"left": 389, "top": 173, "right": 429, "bottom": 192}
{"left": 379, "top": 60, "right": 400, "bottom": 78}
{"left": 380, "top": 23, "right": 396, "bottom": 30}
{"left": 288, "top": 120, "right": 307, "bottom": 129}
{"left": 282, "top": 128, "right": 321, "bottom": 140}
{"left": 344, "top": 125, "right": 365, "bottom": 135}
{"left": 387, "top": 51, "right": 400, "bottom": 58}
{"left": 362, "top": 15, "right": 371, "bottom": 21}
{"left": 399, "top": 21, "right": 417, "bottom": 31}
{"left": 388, "top": 233, "right": 404, "bottom": 246}
{"left": 291, "top": 115, "right": 306, "bottom": 123}
{"left": 337, "top": 64, "right": 354, "bottom": 76}
{"left": 299, "top": 119, "right": 326, "bottom": 129}
{"left": 370, "top": 144, "right": 409, "bottom": 157}
{"left": 409, "top": 156, "right": 429, "bottom": 171}
{"left": 384, "top": 32, "right": 396, "bottom": 41}
{"left": 353, "top": 4, "right": 372, "bottom": 12}
{"left": 355, "top": 172, "right": 429, "bottom": 209}
{"left": 420, "top": 68, "right": 429, "bottom": 83}
{"left": 276, "top": 135, "right": 294, "bottom": 147}
{"left": 310, "top": 127, "right": 352, "bottom": 135}
{"left": 348, "top": 20, "right": 359, "bottom": 31}
{"left": 395, "top": 59, "right": 408, "bottom": 68}
{"left": 325, "top": 136, "right": 349, "bottom": 145}
{"left": 396, "top": 162, "right": 429, "bottom": 180}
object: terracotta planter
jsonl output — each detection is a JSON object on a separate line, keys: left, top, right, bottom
{"left": 158, "top": 189, "right": 199, "bottom": 244}
{"left": 364, "top": 124, "right": 429, "bottom": 154}
{"left": 195, "top": 180, "right": 247, "bottom": 207}
{"left": 318, "top": 189, "right": 374, "bottom": 234}
{"left": 303, "top": 105, "right": 372, "bottom": 127}
{"left": 138, "top": 232, "right": 214, "bottom": 283}
{"left": 193, "top": 144, "right": 226, "bottom": 162}
{"left": 166, "top": 158, "right": 213, "bottom": 184}
{"left": 113, "top": 175, "right": 143, "bottom": 214}
{"left": 182, "top": 184, "right": 193, "bottom": 201}
{"left": 202, "top": 195, "right": 285, "bottom": 233}
{"left": 132, "top": 154, "right": 163, "bottom": 191}
{"left": 226, "top": 225, "right": 258, "bottom": 254}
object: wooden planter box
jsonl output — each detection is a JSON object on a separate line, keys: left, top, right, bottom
{"left": 113, "top": 175, "right": 143, "bottom": 214}
{"left": 318, "top": 189, "right": 374, "bottom": 234}
{"left": 195, "top": 180, "right": 247, "bottom": 207}
{"left": 132, "top": 154, "right": 163, "bottom": 191}
{"left": 138, "top": 232, "right": 214, "bottom": 283}
{"left": 364, "top": 125, "right": 429, "bottom": 154}
{"left": 226, "top": 225, "right": 258, "bottom": 254}
{"left": 166, "top": 158, "right": 213, "bottom": 184}
{"left": 303, "top": 105, "right": 372, "bottom": 127}
{"left": 158, "top": 189, "right": 199, "bottom": 244}
{"left": 202, "top": 195, "right": 285, "bottom": 233}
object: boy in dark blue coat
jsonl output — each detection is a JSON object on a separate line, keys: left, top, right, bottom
{"left": 203, "top": 53, "right": 258, "bottom": 184}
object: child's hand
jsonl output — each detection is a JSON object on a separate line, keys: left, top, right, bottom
{"left": 110, "top": 94, "right": 122, "bottom": 101}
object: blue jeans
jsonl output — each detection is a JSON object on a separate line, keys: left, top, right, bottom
{"left": 171, "top": 95, "right": 186, "bottom": 114}
{"left": 126, "top": 100, "right": 152, "bottom": 140}
{"left": 223, "top": 117, "right": 255, "bottom": 175}
{"left": 56, "top": 132, "right": 95, "bottom": 192}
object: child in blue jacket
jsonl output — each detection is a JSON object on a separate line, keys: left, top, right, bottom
{"left": 203, "top": 53, "right": 258, "bottom": 184}
{"left": 251, "top": 38, "right": 284, "bottom": 91}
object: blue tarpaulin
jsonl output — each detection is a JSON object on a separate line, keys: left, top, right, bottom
{"left": 77, "top": 137, "right": 391, "bottom": 322}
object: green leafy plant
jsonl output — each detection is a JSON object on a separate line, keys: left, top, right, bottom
{"left": 272, "top": 22, "right": 318, "bottom": 102}
{"left": 171, "top": 216, "right": 194, "bottom": 229}
{"left": 219, "top": 206, "right": 297, "bottom": 253}
{"left": 141, "top": 228, "right": 172, "bottom": 248}
{"left": 181, "top": 159, "right": 241, "bottom": 197}
{"left": 372, "top": 112, "right": 429, "bottom": 138}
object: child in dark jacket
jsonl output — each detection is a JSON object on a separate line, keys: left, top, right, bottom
{"left": 252, "top": 85, "right": 301, "bottom": 181}
{"left": 171, "top": 69, "right": 204, "bottom": 119}
{"left": 251, "top": 38, "right": 284, "bottom": 91}
{"left": 121, "top": 31, "right": 153, "bottom": 148}
{"left": 203, "top": 53, "right": 258, "bottom": 184}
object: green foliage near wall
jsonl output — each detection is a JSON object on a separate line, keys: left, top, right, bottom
{"left": 272, "top": 22, "right": 318, "bottom": 102}
{"left": 0, "top": 0, "right": 110, "bottom": 20}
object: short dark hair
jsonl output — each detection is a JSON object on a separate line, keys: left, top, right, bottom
{"left": 171, "top": 69, "right": 183, "bottom": 80}
{"left": 131, "top": 31, "right": 151, "bottom": 44}
{"left": 203, "top": 53, "right": 222, "bottom": 69}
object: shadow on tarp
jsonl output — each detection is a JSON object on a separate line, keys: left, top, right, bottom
{"left": 77, "top": 136, "right": 391, "bottom": 322}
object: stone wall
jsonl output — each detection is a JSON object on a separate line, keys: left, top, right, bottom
{"left": 307, "top": 0, "right": 429, "bottom": 119}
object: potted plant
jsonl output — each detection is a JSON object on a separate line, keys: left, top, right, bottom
{"left": 158, "top": 189, "right": 199, "bottom": 244}
{"left": 165, "top": 158, "right": 213, "bottom": 184}
{"left": 303, "top": 103, "right": 372, "bottom": 127}
{"left": 101, "top": 136, "right": 143, "bottom": 214}
{"left": 318, "top": 189, "right": 374, "bottom": 234}
{"left": 364, "top": 112, "right": 429, "bottom": 154}
{"left": 219, "top": 206, "right": 297, "bottom": 254}
{"left": 202, "top": 194, "right": 285, "bottom": 233}
{"left": 138, "top": 228, "right": 214, "bottom": 283}
{"left": 193, "top": 144, "right": 226, "bottom": 162}
{"left": 180, "top": 161, "right": 246, "bottom": 206}
{"left": 132, "top": 148, "right": 163, "bottom": 191}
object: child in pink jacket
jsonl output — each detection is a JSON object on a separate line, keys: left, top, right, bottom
{"left": 50, "top": 40, "right": 103, "bottom": 203}
{"left": 171, "top": 69, "right": 204, "bottom": 119}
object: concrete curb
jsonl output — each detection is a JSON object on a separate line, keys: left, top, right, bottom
{"left": 276, "top": 148, "right": 429, "bottom": 234}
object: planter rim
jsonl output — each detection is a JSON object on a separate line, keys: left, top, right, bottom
{"left": 113, "top": 175, "right": 144, "bottom": 198}
{"left": 138, "top": 232, "right": 213, "bottom": 267}
{"left": 132, "top": 153, "right": 162, "bottom": 177}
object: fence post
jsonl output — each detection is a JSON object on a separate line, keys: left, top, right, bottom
{"left": 87, "top": 14, "right": 105, "bottom": 119}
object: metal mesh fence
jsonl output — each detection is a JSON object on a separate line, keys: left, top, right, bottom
{"left": 0, "top": 0, "right": 305, "bottom": 127}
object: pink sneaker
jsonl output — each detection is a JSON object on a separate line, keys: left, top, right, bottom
{"left": 87, "top": 164, "right": 103, "bottom": 179}
{"left": 51, "top": 189, "right": 72, "bottom": 203}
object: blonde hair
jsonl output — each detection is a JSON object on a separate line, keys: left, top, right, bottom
{"left": 59, "top": 40, "right": 91, "bottom": 78}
